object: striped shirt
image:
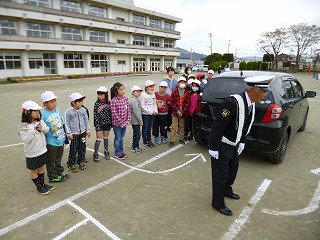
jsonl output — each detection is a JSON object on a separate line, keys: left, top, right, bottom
{"left": 110, "top": 95, "right": 131, "bottom": 128}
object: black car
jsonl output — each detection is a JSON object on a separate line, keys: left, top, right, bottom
{"left": 193, "top": 71, "right": 316, "bottom": 163}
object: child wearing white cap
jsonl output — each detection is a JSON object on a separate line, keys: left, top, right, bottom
{"left": 18, "top": 100, "right": 54, "bottom": 195}
{"left": 64, "top": 92, "right": 91, "bottom": 172}
{"left": 93, "top": 86, "right": 112, "bottom": 162}
{"left": 129, "top": 85, "right": 143, "bottom": 153}
{"left": 141, "top": 80, "right": 158, "bottom": 148}
{"left": 41, "top": 91, "right": 70, "bottom": 183}
{"left": 152, "top": 81, "right": 170, "bottom": 144}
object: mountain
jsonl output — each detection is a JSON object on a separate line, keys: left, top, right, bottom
{"left": 177, "top": 47, "right": 207, "bottom": 59}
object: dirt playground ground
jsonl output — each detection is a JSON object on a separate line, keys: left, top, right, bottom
{"left": 0, "top": 72, "right": 319, "bottom": 240}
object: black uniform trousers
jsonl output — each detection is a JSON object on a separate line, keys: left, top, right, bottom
{"left": 211, "top": 142, "right": 239, "bottom": 209}
{"left": 67, "top": 132, "right": 86, "bottom": 167}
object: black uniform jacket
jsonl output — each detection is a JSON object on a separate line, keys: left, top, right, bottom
{"left": 208, "top": 92, "right": 252, "bottom": 151}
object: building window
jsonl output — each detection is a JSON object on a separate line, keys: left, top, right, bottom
{"left": 132, "top": 14, "right": 145, "bottom": 25}
{"left": 150, "top": 58, "right": 160, "bottom": 72}
{"left": 60, "top": 0, "right": 81, "bottom": 13}
{"left": 0, "top": 20, "right": 17, "bottom": 35}
{"left": 164, "top": 21, "right": 174, "bottom": 31}
{"left": 24, "top": 0, "right": 51, "bottom": 8}
{"left": 149, "top": 18, "right": 160, "bottom": 28}
{"left": 133, "top": 58, "right": 145, "bottom": 72}
{"left": 149, "top": 37, "right": 160, "bottom": 47}
{"left": 91, "top": 54, "right": 108, "bottom": 72}
{"left": 164, "top": 39, "right": 174, "bottom": 48}
{"left": 90, "top": 30, "right": 106, "bottom": 42}
{"left": 88, "top": 5, "right": 105, "bottom": 18}
{"left": 28, "top": 52, "right": 56, "bottom": 74}
{"left": 116, "top": 17, "right": 125, "bottom": 22}
{"left": 0, "top": 52, "right": 21, "bottom": 70}
{"left": 133, "top": 35, "right": 145, "bottom": 46}
{"left": 117, "top": 39, "right": 125, "bottom": 44}
{"left": 61, "top": 26, "right": 82, "bottom": 41}
{"left": 27, "top": 22, "right": 52, "bottom": 38}
{"left": 164, "top": 59, "right": 173, "bottom": 69}
{"left": 118, "top": 60, "right": 126, "bottom": 65}
{"left": 64, "top": 53, "right": 84, "bottom": 68}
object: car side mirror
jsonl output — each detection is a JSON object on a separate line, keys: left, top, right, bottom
{"left": 305, "top": 91, "right": 316, "bottom": 98}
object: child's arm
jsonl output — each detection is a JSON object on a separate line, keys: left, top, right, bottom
{"left": 83, "top": 108, "right": 90, "bottom": 137}
{"left": 19, "top": 124, "right": 36, "bottom": 144}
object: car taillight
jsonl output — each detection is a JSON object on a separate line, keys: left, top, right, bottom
{"left": 261, "top": 104, "right": 282, "bottom": 123}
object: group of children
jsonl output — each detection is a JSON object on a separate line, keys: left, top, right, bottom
{"left": 18, "top": 67, "right": 203, "bottom": 195}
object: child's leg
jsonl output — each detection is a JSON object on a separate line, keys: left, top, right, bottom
{"left": 68, "top": 134, "right": 79, "bottom": 167}
{"left": 147, "top": 115, "right": 154, "bottom": 143}
{"left": 113, "top": 126, "right": 122, "bottom": 156}
{"left": 103, "top": 131, "right": 110, "bottom": 159}
{"left": 132, "top": 124, "right": 140, "bottom": 149}
{"left": 55, "top": 145, "right": 65, "bottom": 175}
{"left": 178, "top": 116, "right": 186, "bottom": 141}
{"left": 152, "top": 115, "right": 160, "bottom": 138}
{"left": 78, "top": 132, "right": 87, "bottom": 165}
{"left": 141, "top": 114, "right": 147, "bottom": 143}
{"left": 159, "top": 115, "right": 168, "bottom": 138}
{"left": 46, "top": 144, "right": 58, "bottom": 180}
{"left": 119, "top": 127, "right": 126, "bottom": 154}
{"left": 94, "top": 130, "right": 102, "bottom": 154}
{"left": 170, "top": 115, "right": 178, "bottom": 143}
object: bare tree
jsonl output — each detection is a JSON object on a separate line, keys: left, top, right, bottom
{"left": 287, "top": 23, "right": 320, "bottom": 70}
{"left": 257, "top": 28, "right": 288, "bottom": 69}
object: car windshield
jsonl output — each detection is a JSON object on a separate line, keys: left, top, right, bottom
{"left": 203, "top": 77, "right": 247, "bottom": 101}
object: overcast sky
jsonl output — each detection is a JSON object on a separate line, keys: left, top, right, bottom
{"left": 134, "top": 0, "right": 320, "bottom": 57}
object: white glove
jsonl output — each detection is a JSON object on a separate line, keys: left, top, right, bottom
{"left": 209, "top": 150, "right": 219, "bottom": 159}
{"left": 237, "top": 143, "right": 245, "bottom": 155}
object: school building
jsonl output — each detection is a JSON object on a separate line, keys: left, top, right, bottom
{"left": 0, "top": 0, "right": 182, "bottom": 78}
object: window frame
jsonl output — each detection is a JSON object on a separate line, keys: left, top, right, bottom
{"left": 0, "top": 20, "right": 17, "bottom": 36}
{"left": 61, "top": 26, "right": 83, "bottom": 41}
{"left": 60, "top": 0, "right": 81, "bottom": 13}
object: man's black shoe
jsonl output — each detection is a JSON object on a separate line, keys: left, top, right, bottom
{"left": 215, "top": 207, "right": 233, "bottom": 216}
{"left": 225, "top": 193, "right": 240, "bottom": 200}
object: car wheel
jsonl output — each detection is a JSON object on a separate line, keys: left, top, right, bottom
{"left": 269, "top": 132, "right": 288, "bottom": 164}
{"left": 298, "top": 111, "right": 308, "bottom": 132}
{"left": 194, "top": 136, "right": 207, "bottom": 145}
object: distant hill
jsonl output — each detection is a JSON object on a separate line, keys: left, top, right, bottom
{"left": 177, "top": 47, "right": 207, "bottom": 60}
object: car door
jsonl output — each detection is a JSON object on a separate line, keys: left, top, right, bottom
{"left": 291, "top": 78, "right": 308, "bottom": 129}
{"left": 281, "top": 77, "right": 301, "bottom": 134}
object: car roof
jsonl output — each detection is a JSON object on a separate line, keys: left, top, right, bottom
{"left": 215, "top": 70, "right": 292, "bottom": 79}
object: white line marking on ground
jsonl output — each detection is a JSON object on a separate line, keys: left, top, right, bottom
{"left": 87, "top": 148, "right": 206, "bottom": 174}
{"left": 0, "top": 143, "right": 23, "bottom": 149}
{"left": 263, "top": 168, "right": 320, "bottom": 216}
{"left": 0, "top": 144, "right": 183, "bottom": 236}
{"left": 66, "top": 201, "right": 121, "bottom": 240}
{"left": 221, "top": 179, "right": 272, "bottom": 240}
{"left": 53, "top": 218, "right": 89, "bottom": 240}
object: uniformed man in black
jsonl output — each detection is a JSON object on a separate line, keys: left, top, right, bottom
{"left": 208, "top": 76, "right": 273, "bottom": 216}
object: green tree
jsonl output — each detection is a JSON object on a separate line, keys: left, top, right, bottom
{"left": 204, "top": 53, "right": 223, "bottom": 65}
{"left": 239, "top": 62, "right": 247, "bottom": 70}
{"left": 222, "top": 53, "right": 234, "bottom": 62}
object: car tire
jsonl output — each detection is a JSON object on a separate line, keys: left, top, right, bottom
{"left": 298, "top": 110, "right": 308, "bottom": 132}
{"left": 269, "top": 132, "right": 288, "bottom": 164}
{"left": 194, "top": 136, "right": 207, "bottom": 145}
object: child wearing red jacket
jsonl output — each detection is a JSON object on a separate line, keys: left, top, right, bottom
{"left": 185, "top": 79, "right": 201, "bottom": 141}
{"left": 169, "top": 76, "right": 190, "bottom": 147}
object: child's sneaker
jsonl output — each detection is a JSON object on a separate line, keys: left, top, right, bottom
{"left": 104, "top": 150, "right": 111, "bottom": 160}
{"left": 44, "top": 184, "right": 55, "bottom": 191}
{"left": 83, "top": 155, "right": 89, "bottom": 163}
{"left": 161, "top": 136, "right": 167, "bottom": 144}
{"left": 68, "top": 165, "right": 78, "bottom": 173}
{"left": 143, "top": 142, "right": 152, "bottom": 148}
{"left": 169, "top": 141, "right": 174, "bottom": 147}
{"left": 149, "top": 141, "right": 155, "bottom": 147}
{"left": 155, "top": 137, "right": 161, "bottom": 145}
{"left": 121, "top": 152, "right": 128, "bottom": 158}
{"left": 135, "top": 148, "right": 142, "bottom": 153}
{"left": 59, "top": 172, "right": 70, "bottom": 180}
{"left": 115, "top": 153, "right": 125, "bottom": 160}
{"left": 38, "top": 186, "right": 50, "bottom": 195}
{"left": 79, "top": 162, "right": 86, "bottom": 170}
{"left": 93, "top": 152, "right": 99, "bottom": 162}
{"left": 179, "top": 139, "right": 186, "bottom": 145}
{"left": 49, "top": 175, "right": 65, "bottom": 183}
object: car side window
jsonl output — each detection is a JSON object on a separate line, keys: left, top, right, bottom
{"left": 282, "top": 80, "right": 295, "bottom": 99}
{"left": 291, "top": 80, "right": 303, "bottom": 98}
{"left": 273, "top": 79, "right": 286, "bottom": 99}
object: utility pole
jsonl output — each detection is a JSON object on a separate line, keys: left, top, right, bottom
{"left": 227, "top": 40, "right": 231, "bottom": 54}
{"left": 208, "top": 33, "right": 213, "bottom": 54}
